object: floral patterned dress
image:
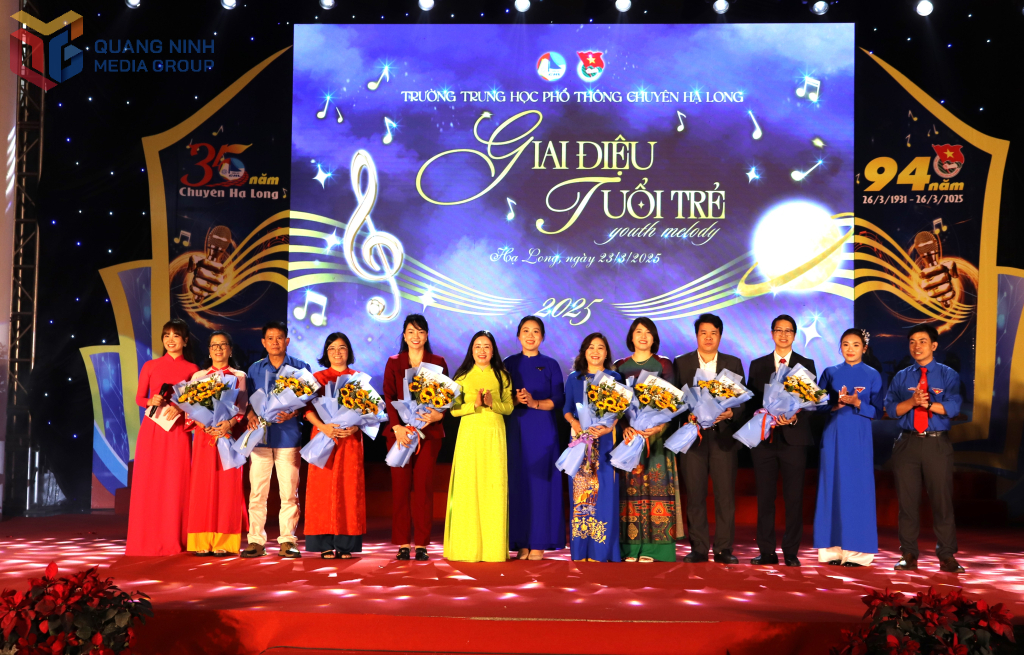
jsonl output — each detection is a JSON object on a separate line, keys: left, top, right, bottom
{"left": 615, "top": 356, "right": 684, "bottom": 562}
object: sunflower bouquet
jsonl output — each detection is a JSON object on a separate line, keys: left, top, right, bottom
{"left": 301, "top": 373, "right": 387, "bottom": 468}
{"left": 172, "top": 372, "right": 240, "bottom": 429}
{"left": 555, "top": 372, "right": 632, "bottom": 477}
{"left": 387, "top": 362, "right": 459, "bottom": 468}
{"left": 733, "top": 363, "right": 827, "bottom": 449}
{"left": 665, "top": 369, "right": 752, "bottom": 455}
{"left": 232, "top": 365, "right": 320, "bottom": 459}
{"left": 610, "top": 371, "right": 692, "bottom": 471}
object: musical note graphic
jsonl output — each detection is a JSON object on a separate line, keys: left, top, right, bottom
{"left": 790, "top": 160, "right": 822, "bottom": 182}
{"left": 905, "top": 134, "right": 912, "bottom": 147}
{"left": 211, "top": 125, "right": 224, "bottom": 137}
{"left": 933, "top": 218, "right": 947, "bottom": 233}
{"left": 908, "top": 110, "right": 918, "bottom": 122}
{"left": 927, "top": 128, "right": 931, "bottom": 137}
{"left": 675, "top": 111, "right": 686, "bottom": 132}
{"left": 293, "top": 290, "right": 328, "bottom": 327}
{"left": 343, "top": 150, "right": 406, "bottom": 321}
{"left": 367, "top": 65, "right": 390, "bottom": 91}
{"left": 855, "top": 173, "right": 861, "bottom": 185}
{"left": 795, "top": 77, "right": 821, "bottom": 102}
{"left": 505, "top": 198, "right": 516, "bottom": 221}
{"left": 932, "top": 123, "right": 939, "bottom": 135}
{"left": 382, "top": 117, "right": 397, "bottom": 145}
{"left": 173, "top": 230, "right": 192, "bottom": 247}
{"left": 316, "top": 97, "right": 330, "bottom": 120}
{"left": 336, "top": 107, "right": 344, "bottom": 123}
{"left": 747, "top": 110, "right": 762, "bottom": 140}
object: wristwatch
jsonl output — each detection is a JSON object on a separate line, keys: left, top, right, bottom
{"left": 926, "top": 401, "right": 933, "bottom": 411}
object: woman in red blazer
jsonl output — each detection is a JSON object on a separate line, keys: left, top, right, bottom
{"left": 382, "top": 314, "right": 448, "bottom": 561}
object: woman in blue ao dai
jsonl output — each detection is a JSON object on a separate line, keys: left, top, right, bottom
{"left": 564, "top": 332, "right": 622, "bottom": 562}
{"left": 814, "top": 328, "right": 884, "bottom": 567}
{"left": 505, "top": 316, "right": 566, "bottom": 560}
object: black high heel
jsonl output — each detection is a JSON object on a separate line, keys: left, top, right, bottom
{"left": 396, "top": 547, "right": 411, "bottom": 560}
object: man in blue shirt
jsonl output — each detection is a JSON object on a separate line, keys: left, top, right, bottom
{"left": 884, "top": 324, "right": 964, "bottom": 573}
{"left": 240, "top": 321, "right": 312, "bottom": 559}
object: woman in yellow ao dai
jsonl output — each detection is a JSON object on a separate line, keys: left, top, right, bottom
{"left": 443, "top": 331, "right": 514, "bottom": 562}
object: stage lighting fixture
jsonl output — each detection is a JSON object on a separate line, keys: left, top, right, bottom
{"left": 221, "top": 0, "right": 237, "bottom": 8}
{"left": 514, "top": 0, "right": 530, "bottom": 11}
{"left": 712, "top": 0, "right": 729, "bottom": 14}
{"left": 916, "top": 0, "right": 933, "bottom": 16}
{"left": 125, "top": 0, "right": 141, "bottom": 7}
{"left": 615, "top": 0, "right": 632, "bottom": 11}
{"left": 810, "top": 1, "right": 828, "bottom": 15}
{"left": 419, "top": 0, "right": 434, "bottom": 10}
{"left": 319, "top": 0, "right": 335, "bottom": 8}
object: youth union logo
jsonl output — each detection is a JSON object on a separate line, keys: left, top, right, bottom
{"left": 9, "top": 9, "right": 83, "bottom": 90}
{"left": 576, "top": 50, "right": 605, "bottom": 83}
{"left": 536, "top": 51, "right": 566, "bottom": 82}
{"left": 931, "top": 144, "right": 964, "bottom": 179}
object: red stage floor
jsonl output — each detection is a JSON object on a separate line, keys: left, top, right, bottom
{"left": 1, "top": 514, "right": 1022, "bottom": 654}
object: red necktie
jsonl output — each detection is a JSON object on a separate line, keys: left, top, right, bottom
{"left": 779, "top": 357, "right": 786, "bottom": 367}
{"left": 913, "top": 367, "right": 929, "bottom": 432}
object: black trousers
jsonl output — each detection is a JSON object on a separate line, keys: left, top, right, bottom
{"left": 681, "top": 428, "right": 737, "bottom": 555}
{"left": 750, "top": 437, "right": 807, "bottom": 557}
{"left": 891, "top": 434, "right": 957, "bottom": 559}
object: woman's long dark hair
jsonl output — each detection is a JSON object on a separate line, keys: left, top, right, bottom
{"left": 161, "top": 318, "right": 196, "bottom": 364}
{"left": 398, "top": 313, "right": 432, "bottom": 354}
{"left": 319, "top": 332, "right": 355, "bottom": 368}
{"left": 203, "top": 330, "right": 241, "bottom": 370}
{"left": 573, "top": 332, "right": 613, "bottom": 376}
{"left": 452, "top": 330, "right": 509, "bottom": 398}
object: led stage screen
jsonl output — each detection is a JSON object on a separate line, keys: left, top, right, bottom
{"left": 288, "top": 23, "right": 855, "bottom": 376}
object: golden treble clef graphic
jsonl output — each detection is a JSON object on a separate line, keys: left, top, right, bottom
{"left": 344, "top": 150, "right": 405, "bottom": 321}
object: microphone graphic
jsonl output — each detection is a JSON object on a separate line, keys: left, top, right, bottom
{"left": 913, "top": 231, "right": 957, "bottom": 308}
{"left": 147, "top": 383, "right": 175, "bottom": 418}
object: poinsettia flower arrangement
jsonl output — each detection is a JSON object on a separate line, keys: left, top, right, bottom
{"left": 830, "top": 586, "right": 1014, "bottom": 655}
{"left": 1, "top": 562, "right": 152, "bottom": 655}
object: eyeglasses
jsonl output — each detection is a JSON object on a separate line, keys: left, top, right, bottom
{"left": 327, "top": 346, "right": 348, "bottom": 354}
{"left": 209, "top": 343, "right": 230, "bottom": 350}
{"left": 773, "top": 329, "right": 796, "bottom": 335}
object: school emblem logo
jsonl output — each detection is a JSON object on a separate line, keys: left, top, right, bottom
{"left": 576, "top": 50, "right": 605, "bottom": 82}
{"left": 931, "top": 388, "right": 944, "bottom": 395}
{"left": 536, "top": 51, "right": 567, "bottom": 82}
{"left": 932, "top": 144, "right": 964, "bottom": 179}
{"left": 854, "top": 387, "right": 866, "bottom": 394}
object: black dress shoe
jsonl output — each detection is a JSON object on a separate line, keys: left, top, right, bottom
{"left": 280, "top": 544, "right": 301, "bottom": 559}
{"left": 682, "top": 552, "right": 709, "bottom": 563}
{"left": 842, "top": 561, "right": 864, "bottom": 567}
{"left": 894, "top": 555, "right": 918, "bottom": 571}
{"left": 714, "top": 549, "right": 739, "bottom": 564}
{"left": 940, "top": 557, "right": 965, "bottom": 573}
{"left": 396, "top": 547, "right": 411, "bottom": 560}
{"left": 240, "top": 543, "right": 266, "bottom": 558}
{"left": 825, "top": 560, "right": 842, "bottom": 566}
{"left": 751, "top": 553, "right": 779, "bottom": 565}
{"left": 415, "top": 547, "right": 429, "bottom": 561}
{"left": 784, "top": 555, "right": 801, "bottom": 567}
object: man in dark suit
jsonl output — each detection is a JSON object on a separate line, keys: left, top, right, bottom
{"left": 673, "top": 313, "right": 748, "bottom": 564}
{"left": 746, "top": 314, "right": 816, "bottom": 567}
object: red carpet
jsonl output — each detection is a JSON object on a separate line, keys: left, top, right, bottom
{"left": 1, "top": 514, "right": 1022, "bottom": 654}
